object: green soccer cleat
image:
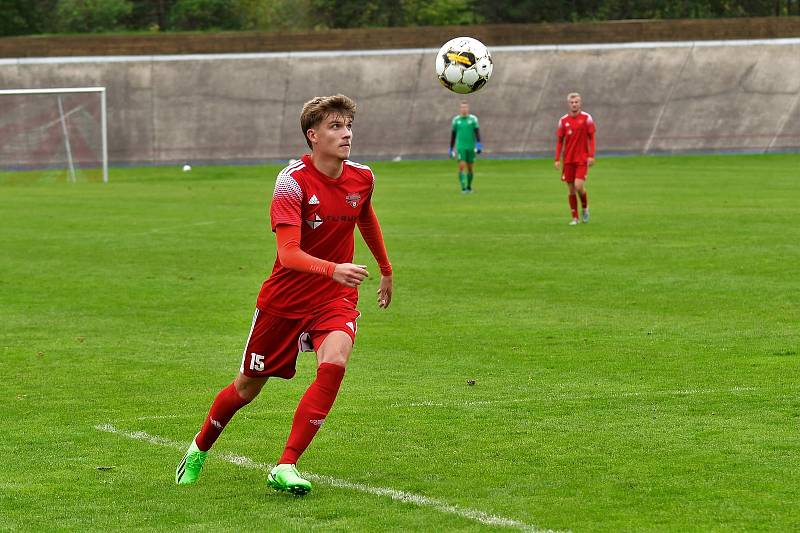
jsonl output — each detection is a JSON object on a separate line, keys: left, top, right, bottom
{"left": 267, "top": 464, "right": 312, "bottom": 495}
{"left": 176, "top": 439, "right": 207, "bottom": 485}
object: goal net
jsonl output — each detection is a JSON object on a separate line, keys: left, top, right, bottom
{"left": 0, "top": 87, "right": 108, "bottom": 183}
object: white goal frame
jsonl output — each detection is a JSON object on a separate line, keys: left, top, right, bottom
{"left": 0, "top": 86, "right": 108, "bottom": 183}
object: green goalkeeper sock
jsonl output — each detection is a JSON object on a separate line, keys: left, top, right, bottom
{"left": 467, "top": 173, "right": 474, "bottom": 189}
{"left": 458, "top": 172, "right": 467, "bottom": 190}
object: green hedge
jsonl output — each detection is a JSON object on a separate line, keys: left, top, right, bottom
{"left": 1, "top": 0, "right": 797, "bottom": 36}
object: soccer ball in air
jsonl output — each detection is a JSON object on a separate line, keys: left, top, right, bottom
{"left": 435, "top": 37, "right": 493, "bottom": 94}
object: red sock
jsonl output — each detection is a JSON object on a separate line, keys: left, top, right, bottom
{"left": 195, "top": 382, "right": 251, "bottom": 451}
{"left": 579, "top": 191, "right": 588, "bottom": 209}
{"left": 279, "top": 363, "right": 345, "bottom": 465}
{"left": 568, "top": 194, "right": 578, "bottom": 219}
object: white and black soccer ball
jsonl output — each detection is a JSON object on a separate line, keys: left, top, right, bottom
{"left": 435, "top": 37, "right": 493, "bottom": 94}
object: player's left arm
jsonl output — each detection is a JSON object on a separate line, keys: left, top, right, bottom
{"left": 587, "top": 115, "right": 596, "bottom": 166}
{"left": 473, "top": 115, "right": 482, "bottom": 153}
{"left": 449, "top": 117, "right": 457, "bottom": 158}
{"left": 357, "top": 202, "right": 393, "bottom": 309}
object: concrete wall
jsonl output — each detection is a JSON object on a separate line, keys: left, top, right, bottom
{"left": 1, "top": 38, "right": 799, "bottom": 167}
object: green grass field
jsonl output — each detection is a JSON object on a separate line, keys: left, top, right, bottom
{"left": 1, "top": 154, "right": 799, "bottom": 532}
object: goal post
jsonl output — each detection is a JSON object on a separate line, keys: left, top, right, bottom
{"left": 0, "top": 87, "right": 108, "bottom": 183}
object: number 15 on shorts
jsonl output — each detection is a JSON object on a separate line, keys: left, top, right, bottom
{"left": 249, "top": 353, "right": 265, "bottom": 372}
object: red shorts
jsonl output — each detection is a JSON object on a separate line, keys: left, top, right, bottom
{"left": 561, "top": 162, "right": 588, "bottom": 183}
{"left": 239, "top": 298, "right": 360, "bottom": 379}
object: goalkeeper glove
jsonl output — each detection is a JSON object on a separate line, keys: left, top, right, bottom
{"left": 449, "top": 148, "right": 455, "bottom": 159}
{"left": 475, "top": 142, "right": 483, "bottom": 154}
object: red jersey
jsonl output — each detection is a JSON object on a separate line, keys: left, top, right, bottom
{"left": 555, "top": 111, "right": 596, "bottom": 164}
{"left": 257, "top": 154, "right": 375, "bottom": 318}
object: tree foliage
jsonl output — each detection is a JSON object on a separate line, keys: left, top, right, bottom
{"left": 53, "top": 0, "right": 133, "bottom": 33}
{"left": 0, "top": 0, "right": 57, "bottom": 36}
{"left": 167, "top": 0, "right": 243, "bottom": 31}
{"left": 472, "top": 0, "right": 793, "bottom": 22}
{"left": 0, "top": 0, "right": 797, "bottom": 36}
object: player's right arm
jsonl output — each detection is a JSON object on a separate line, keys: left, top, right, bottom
{"left": 554, "top": 117, "right": 564, "bottom": 170}
{"left": 275, "top": 225, "right": 367, "bottom": 288}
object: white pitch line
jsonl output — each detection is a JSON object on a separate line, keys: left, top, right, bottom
{"left": 94, "top": 423, "right": 560, "bottom": 533}
{"left": 135, "top": 411, "right": 290, "bottom": 421}
{"left": 120, "top": 217, "right": 253, "bottom": 237}
{"left": 133, "top": 387, "right": 759, "bottom": 419}
{"left": 135, "top": 414, "right": 190, "bottom": 420}
{"left": 393, "top": 386, "right": 759, "bottom": 408}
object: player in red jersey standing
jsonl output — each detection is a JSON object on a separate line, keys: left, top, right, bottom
{"left": 176, "top": 95, "right": 393, "bottom": 495}
{"left": 555, "top": 92, "right": 596, "bottom": 225}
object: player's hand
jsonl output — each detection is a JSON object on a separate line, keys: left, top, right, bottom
{"left": 554, "top": 160, "right": 561, "bottom": 170}
{"left": 377, "top": 274, "right": 393, "bottom": 309}
{"left": 587, "top": 157, "right": 595, "bottom": 167}
{"left": 332, "top": 263, "right": 368, "bottom": 288}
{"left": 475, "top": 142, "right": 482, "bottom": 154}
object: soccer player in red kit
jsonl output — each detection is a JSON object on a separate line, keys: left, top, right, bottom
{"left": 555, "top": 92, "right": 596, "bottom": 225}
{"left": 175, "top": 95, "right": 393, "bottom": 495}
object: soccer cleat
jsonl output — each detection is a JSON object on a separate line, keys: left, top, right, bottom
{"left": 267, "top": 464, "right": 312, "bottom": 495}
{"left": 569, "top": 218, "right": 579, "bottom": 225}
{"left": 582, "top": 209, "right": 590, "bottom": 223}
{"left": 176, "top": 438, "right": 208, "bottom": 485}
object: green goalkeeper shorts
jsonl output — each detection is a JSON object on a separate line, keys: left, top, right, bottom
{"left": 456, "top": 148, "right": 476, "bottom": 163}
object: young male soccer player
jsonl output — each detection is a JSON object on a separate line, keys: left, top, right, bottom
{"left": 449, "top": 100, "right": 482, "bottom": 193}
{"left": 555, "top": 92, "right": 596, "bottom": 225}
{"left": 176, "top": 94, "right": 393, "bottom": 495}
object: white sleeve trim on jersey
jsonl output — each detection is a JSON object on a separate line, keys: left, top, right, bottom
{"left": 344, "top": 159, "right": 372, "bottom": 171}
{"left": 584, "top": 112, "right": 595, "bottom": 124}
{"left": 279, "top": 159, "right": 304, "bottom": 175}
{"left": 273, "top": 170, "right": 303, "bottom": 201}
{"left": 344, "top": 160, "right": 375, "bottom": 188}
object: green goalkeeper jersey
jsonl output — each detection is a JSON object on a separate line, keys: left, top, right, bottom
{"left": 452, "top": 114, "right": 479, "bottom": 150}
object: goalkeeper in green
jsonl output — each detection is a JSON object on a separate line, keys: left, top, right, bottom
{"left": 449, "top": 100, "right": 482, "bottom": 193}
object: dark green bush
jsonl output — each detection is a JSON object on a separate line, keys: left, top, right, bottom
{"left": 53, "top": 0, "right": 133, "bottom": 33}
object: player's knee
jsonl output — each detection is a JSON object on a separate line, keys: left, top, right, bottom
{"left": 317, "top": 331, "right": 353, "bottom": 367}
{"left": 319, "top": 349, "right": 350, "bottom": 367}
{"left": 234, "top": 375, "right": 266, "bottom": 402}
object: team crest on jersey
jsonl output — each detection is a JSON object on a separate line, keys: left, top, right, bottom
{"left": 306, "top": 214, "right": 323, "bottom": 229}
{"left": 345, "top": 192, "right": 361, "bottom": 208}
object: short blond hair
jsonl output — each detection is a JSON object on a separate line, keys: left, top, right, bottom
{"left": 567, "top": 92, "right": 581, "bottom": 100}
{"left": 300, "top": 94, "right": 356, "bottom": 149}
